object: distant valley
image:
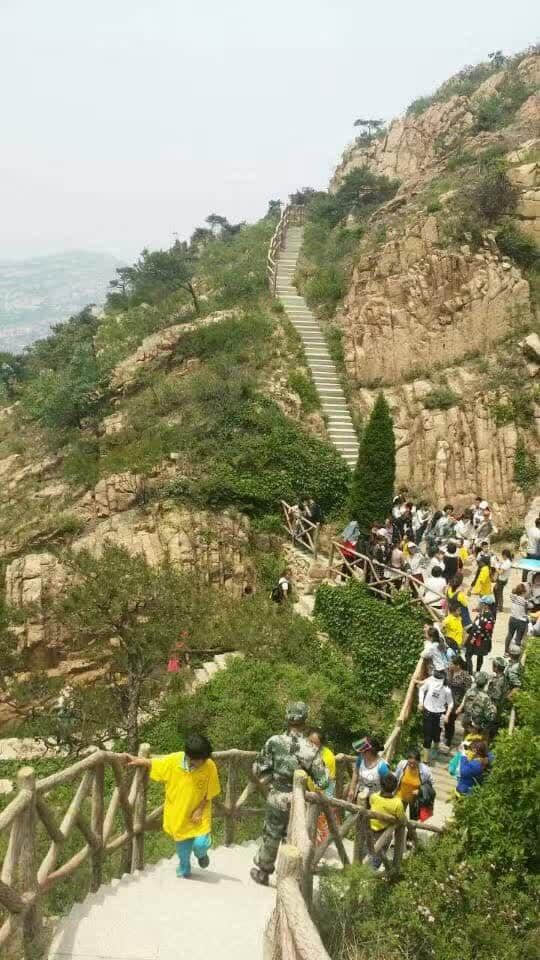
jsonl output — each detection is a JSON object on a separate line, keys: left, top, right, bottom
{"left": 0, "top": 250, "right": 124, "bottom": 353}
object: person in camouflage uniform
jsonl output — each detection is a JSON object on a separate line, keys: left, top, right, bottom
{"left": 486, "top": 657, "right": 507, "bottom": 736}
{"left": 456, "top": 671, "right": 497, "bottom": 733}
{"left": 504, "top": 645, "right": 523, "bottom": 699}
{"left": 250, "top": 702, "right": 329, "bottom": 886}
{"left": 487, "top": 658, "right": 507, "bottom": 709}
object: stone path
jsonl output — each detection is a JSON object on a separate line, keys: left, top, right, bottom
{"left": 48, "top": 842, "right": 272, "bottom": 960}
{"left": 276, "top": 226, "right": 359, "bottom": 468}
{"left": 429, "top": 565, "right": 518, "bottom": 827}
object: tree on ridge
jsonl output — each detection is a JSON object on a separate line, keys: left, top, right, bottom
{"left": 349, "top": 391, "right": 396, "bottom": 536}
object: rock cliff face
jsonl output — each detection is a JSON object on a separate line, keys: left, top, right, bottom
{"left": 340, "top": 214, "right": 531, "bottom": 384}
{"left": 332, "top": 54, "right": 540, "bottom": 189}
{"left": 330, "top": 52, "right": 540, "bottom": 518}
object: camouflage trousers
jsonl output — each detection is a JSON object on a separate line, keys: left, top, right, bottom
{"left": 254, "top": 789, "right": 291, "bottom": 875}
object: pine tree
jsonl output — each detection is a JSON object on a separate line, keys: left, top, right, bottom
{"left": 349, "top": 392, "right": 395, "bottom": 535}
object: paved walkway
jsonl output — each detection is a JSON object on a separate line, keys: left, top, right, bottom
{"left": 276, "top": 226, "right": 359, "bottom": 467}
{"left": 429, "top": 563, "right": 518, "bottom": 827}
{"left": 48, "top": 843, "right": 273, "bottom": 960}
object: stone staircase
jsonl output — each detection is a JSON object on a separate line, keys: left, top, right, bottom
{"left": 188, "top": 650, "right": 244, "bottom": 692}
{"left": 275, "top": 226, "right": 359, "bottom": 468}
{"left": 48, "top": 842, "right": 272, "bottom": 960}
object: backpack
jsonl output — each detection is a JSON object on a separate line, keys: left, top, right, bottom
{"left": 271, "top": 582, "right": 284, "bottom": 603}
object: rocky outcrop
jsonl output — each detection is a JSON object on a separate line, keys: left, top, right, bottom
{"left": 354, "top": 373, "right": 535, "bottom": 519}
{"left": 338, "top": 214, "right": 531, "bottom": 384}
{"left": 5, "top": 553, "right": 67, "bottom": 663}
{"left": 76, "top": 472, "right": 144, "bottom": 520}
{"left": 109, "top": 309, "right": 237, "bottom": 392}
{"left": 332, "top": 53, "right": 540, "bottom": 190}
{"left": 72, "top": 503, "right": 253, "bottom": 591}
{"left": 333, "top": 96, "right": 474, "bottom": 187}
{"left": 0, "top": 454, "right": 62, "bottom": 501}
{"left": 510, "top": 158, "right": 540, "bottom": 243}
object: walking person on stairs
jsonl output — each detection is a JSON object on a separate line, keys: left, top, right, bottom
{"left": 124, "top": 734, "right": 220, "bottom": 879}
{"left": 417, "top": 669, "right": 453, "bottom": 764}
{"left": 250, "top": 702, "right": 328, "bottom": 886}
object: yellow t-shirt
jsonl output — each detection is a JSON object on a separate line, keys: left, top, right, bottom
{"left": 472, "top": 566, "right": 492, "bottom": 596}
{"left": 307, "top": 746, "right": 336, "bottom": 791}
{"left": 458, "top": 546, "right": 469, "bottom": 564}
{"left": 150, "top": 751, "right": 221, "bottom": 841}
{"left": 397, "top": 764, "right": 421, "bottom": 805}
{"left": 369, "top": 792, "right": 405, "bottom": 832}
{"left": 442, "top": 612, "right": 464, "bottom": 647}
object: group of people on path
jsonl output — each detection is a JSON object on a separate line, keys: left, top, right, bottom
{"left": 121, "top": 496, "right": 534, "bottom": 886}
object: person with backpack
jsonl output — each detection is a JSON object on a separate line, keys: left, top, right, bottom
{"left": 417, "top": 669, "right": 453, "bottom": 763}
{"left": 250, "top": 702, "right": 329, "bottom": 886}
{"left": 347, "top": 736, "right": 390, "bottom": 801}
{"left": 456, "top": 740, "right": 492, "bottom": 796}
{"left": 271, "top": 571, "right": 291, "bottom": 604}
{"left": 465, "top": 596, "right": 495, "bottom": 673}
{"left": 395, "top": 747, "right": 435, "bottom": 818}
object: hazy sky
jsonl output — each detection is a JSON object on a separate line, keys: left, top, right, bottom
{"left": 0, "top": 0, "right": 537, "bottom": 261}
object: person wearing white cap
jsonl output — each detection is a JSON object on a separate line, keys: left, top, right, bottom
{"left": 475, "top": 506, "right": 496, "bottom": 545}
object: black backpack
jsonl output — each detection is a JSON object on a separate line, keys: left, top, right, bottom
{"left": 271, "top": 582, "right": 284, "bottom": 603}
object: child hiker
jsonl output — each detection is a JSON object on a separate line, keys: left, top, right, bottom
{"left": 125, "top": 733, "right": 221, "bottom": 878}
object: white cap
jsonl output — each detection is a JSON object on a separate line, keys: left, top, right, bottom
{"left": 479, "top": 500, "right": 488, "bottom": 509}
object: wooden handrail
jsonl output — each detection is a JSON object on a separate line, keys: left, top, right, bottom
{"left": 267, "top": 204, "right": 306, "bottom": 295}
{"left": 0, "top": 746, "right": 262, "bottom": 959}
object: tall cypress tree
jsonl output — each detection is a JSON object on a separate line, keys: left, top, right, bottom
{"left": 349, "top": 392, "right": 396, "bottom": 534}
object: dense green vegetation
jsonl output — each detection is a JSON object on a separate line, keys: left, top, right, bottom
{"left": 317, "top": 638, "right": 540, "bottom": 960}
{"left": 349, "top": 393, "right": 396, "bottom": 536}
{"left": 315, "top": 580, "right": 425, "bottom": 702}
{"left": 295, "top": 168, "right": 399, "bottom": 317}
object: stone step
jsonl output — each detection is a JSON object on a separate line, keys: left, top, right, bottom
{"left": 203, "top": 660, "right": 219, "bottom": 677}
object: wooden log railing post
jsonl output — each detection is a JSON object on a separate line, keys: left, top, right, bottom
{"left": 224, "top": 758, "right": 237, "bottom": 846}
{"left": 15, "top": 767, "right": 44, "bottom": 960}
{"left": 131, "top": 743, "right": 150, "bottom": 872}
{"left": 392, "top": 822, "right": 407, "bottom": 873}
{"left": 334, "top": 754, "right": 346, "bottom": 800}
{"left": 353, "top": 792, "right": 369, "bottom": 864}
{"left": 90, "top": 759, "right": 105, "bottom": 892}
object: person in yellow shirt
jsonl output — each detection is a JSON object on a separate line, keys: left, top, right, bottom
{"left": 307, "top": 728, "right": 337, "bottom": 846}
{"left": 125, "top": 733, "right": 221, "bottom": 878}
{"left": 442, "top": 598, "right": 465, "bottom": 651}
{"left": 368, "top": 773, "right": 406, "bottom": 868}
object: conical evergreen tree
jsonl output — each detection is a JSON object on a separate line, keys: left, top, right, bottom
{"left": 349, "top": 392, "right": 395, "bottom": 535}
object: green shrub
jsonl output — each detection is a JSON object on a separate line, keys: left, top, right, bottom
{"left": 446, "top": 150, "right": 476, "bottom": 171}
{"left": 474, "top": 74, "right": 533, "bottom": 132}
{"left": 514, "top": 438, "right": 539, "bottom": 491}
{"left": 63, "top": 436, "right": 100, "bottom": 488}
{"left": 304, "top": 266, "right": 346, "bottom": 316}
{"left": 287, "top": 369, "right": 321, "bottom": 413}
{"left": 423, "top": 386, "right": 459, "bottom": 410}
{"left": 491, "top": 394, "right": 535, "bottom": 427}
{"left": 314, "top": 580, "right": 425, "bottom": 701}
{"left": 349, "top": 392, "right": 395, "bottom": 535}
{"left": 496, "top": 223, "right": 540, "bottom": 269}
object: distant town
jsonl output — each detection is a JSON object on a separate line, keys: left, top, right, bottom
{"left": 0, "top": 250, "right": 123, "bottom": 352}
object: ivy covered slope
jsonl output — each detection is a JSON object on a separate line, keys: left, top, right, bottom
{"left": 317, "top": 638, "right": 540, "bottom": 960}
{"left": 0, "top": 207, "right": 350, "bottom": 564}
{"left": 295, "top": 46, "right": 540, "bottom": 522}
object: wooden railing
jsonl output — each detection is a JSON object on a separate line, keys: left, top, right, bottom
{"left": 265, "top": 769, "right": 442, "bottom": 960}
{"left": 267, "top": 204, "right": 306, "bottom": 294}
{"left": 0, "top": 745, "right": 267, "bottom": 959}
{"left": 280, "top": 501, "right": 445, "bottom": 623}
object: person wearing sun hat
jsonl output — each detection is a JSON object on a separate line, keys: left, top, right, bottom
{"left": 347, "top": 736, "right": 390, "bottom": 801}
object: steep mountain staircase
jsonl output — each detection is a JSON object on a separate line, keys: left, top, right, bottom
{"left": 274, "top": 224, "right": 359, "bottom": 468}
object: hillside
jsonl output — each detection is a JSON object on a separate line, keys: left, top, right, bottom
{"left": 296, "top": 46, "right": 540, "bottom": 523}
{"left": 0, "top": 250, "right": 123, "bottom": 351}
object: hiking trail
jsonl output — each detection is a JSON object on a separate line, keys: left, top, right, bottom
{"left": 275, "top": 225, "right": 359, "bottom": 468}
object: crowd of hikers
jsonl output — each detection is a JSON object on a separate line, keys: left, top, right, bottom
{"left": 124, "top": 493, "right": 534, "bottom": 884}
